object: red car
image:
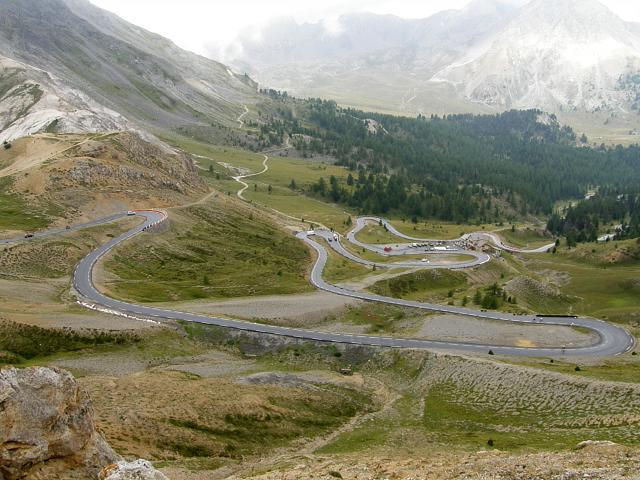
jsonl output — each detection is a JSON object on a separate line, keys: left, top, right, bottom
{"left": 384, "top": 246, "right": 392, "bottom": 252}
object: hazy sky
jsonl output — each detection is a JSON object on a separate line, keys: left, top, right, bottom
{"left": 90, "top": 0, "right": 640, "bottom": 58}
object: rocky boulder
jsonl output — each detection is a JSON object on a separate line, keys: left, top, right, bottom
{"left": 575, "top": 439, "right": 618, "bottom": 450}
{"left": 100, "top": 460, "right": 168, "bottom": 480}
{"left": 0, "top": 366, "right": 133, "bottom": 479}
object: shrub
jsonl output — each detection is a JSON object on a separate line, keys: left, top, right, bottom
{"left": 0, "top": 320, "right": 137, "bottom": 363}
{"left": 473, "top": 290, "right": 482, "bottom": 305}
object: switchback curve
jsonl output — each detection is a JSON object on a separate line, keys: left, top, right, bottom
{"left": 61, "top": 210, "right": 634, "bottom": 357}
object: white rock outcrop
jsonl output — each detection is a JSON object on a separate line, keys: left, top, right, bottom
{"left": 576, "top": 440, "right": 618, "bottom": 450}
{"left": 99, "top": 460, "right": 169, "bottom": 480}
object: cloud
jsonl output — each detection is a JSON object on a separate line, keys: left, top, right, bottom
{"left": 322, "top": 16, "right": 346, "bottom": 36}
{"left": 90, "top": 0, "right": 640, "bottom": 59}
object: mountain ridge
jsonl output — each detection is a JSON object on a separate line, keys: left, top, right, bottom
{"left": 0, "top": 0, "right": 258, "bottom": 143}
{"left": 225, "top": 0, "right": 640, "bottom": 132}
{"left": 432, "top": 0, "right": 640, "bottom": 111}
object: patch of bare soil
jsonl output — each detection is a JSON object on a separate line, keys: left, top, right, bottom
{"left": 156, "top": 292, "right": 361, "bottom": 327}
{"left": 535, "top": 268, "right": 573, "bottom": 287}
{"left": 157, "top": 351, "right": 257, "bottom": 378}
{"left": 5, "top": 132, "right": 206, "bottom": 233}
{"left": 339, "top": 268, "right": 418, "bottom": 291}
{"left": 10, "top": 312, "right": 155, "bottom": 331}
{"left": 51, "top": 352, "right": 154, "bottom": 377}
{"left": 0, "top": 276, "right": 152, "bottom": 331}
{"left": 213, "top": 443, "right": 640, "bottom": 480}
{"left": 417, "top": 314, "right": 597, "bottom": 348}
{"left": 0, "top": 135, "right": 71, "bottom": 178}
{"left": 50, "top": 337, "right": 246, "bottom": 378}
{"left": 80, "top": 369, "right": 373, "bottom": 462}
{"left": 605, "top": 242, "right": 640, "bottom": 264}
{"left": 236, "top": 370, "right": 365, "bottom": 390}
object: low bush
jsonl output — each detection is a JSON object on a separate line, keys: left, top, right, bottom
{"left": 0, "top": 320, "right": 139, "bottom": 363}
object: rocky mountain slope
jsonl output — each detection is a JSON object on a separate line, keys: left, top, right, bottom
{"left": 0, "top": 0, "right": 258, "bottom": 143}
{"left": 0, "top": 132, "right": 206, "bottom": 231}
{"left": 0, "top": 56, "right": 136, "bottom": 144}
{"left": 227, "top": 0, "right": 640, "bottom": 128}
{"left": 433, "top": 0, "right": 640, "bottom": 112}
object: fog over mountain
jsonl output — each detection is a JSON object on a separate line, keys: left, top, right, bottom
{"left": 226, "top": 0, "right": 640, "bottom": 129}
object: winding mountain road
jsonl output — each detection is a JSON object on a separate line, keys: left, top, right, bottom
{"left": 5, "top": 209, "right": 629, "bottom": 357}
{"left": 0, "top": 213, "right": 128, "bottom": 245}
{"left": 349, "top": 216, "right": 556, "bottom": 254}
{"left": 317, "top": 229, "right": 491, "bottom": 269}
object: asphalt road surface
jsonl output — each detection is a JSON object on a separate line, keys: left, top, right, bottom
{"left": 316, "top": 230, "right": 491, "bottom": 269}
{"left": 0, "top": 213, "right": 127, "bottom": 245}
{"left": 5, "top": 210, "right": 633, "bottom": 357}
{"left": 349, "top": 216, "right": 556, "bottom": 254}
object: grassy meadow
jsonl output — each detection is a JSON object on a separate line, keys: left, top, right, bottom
{"left": 104, "top": 198, "right": 313, "bottom": 303}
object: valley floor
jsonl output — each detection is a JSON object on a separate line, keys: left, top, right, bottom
{"left": 1, "top": 133, "right": 640, "bottom": 479}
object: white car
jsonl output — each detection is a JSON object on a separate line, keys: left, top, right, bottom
{"left": 421, "top": 258, "right": 430, "bottom": 263}
{"left": 127, "top": 211, "right": 136, "bottom": 216}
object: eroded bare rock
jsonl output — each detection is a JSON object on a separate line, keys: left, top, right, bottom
{"left": 0, "top": 366, "right": 118, "bottom": 480}
{"left": 99, "top": 460, "right": 168, "bottom": 480}
{"left": 576, "top": 440, "right": 618, "bottom": 450}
